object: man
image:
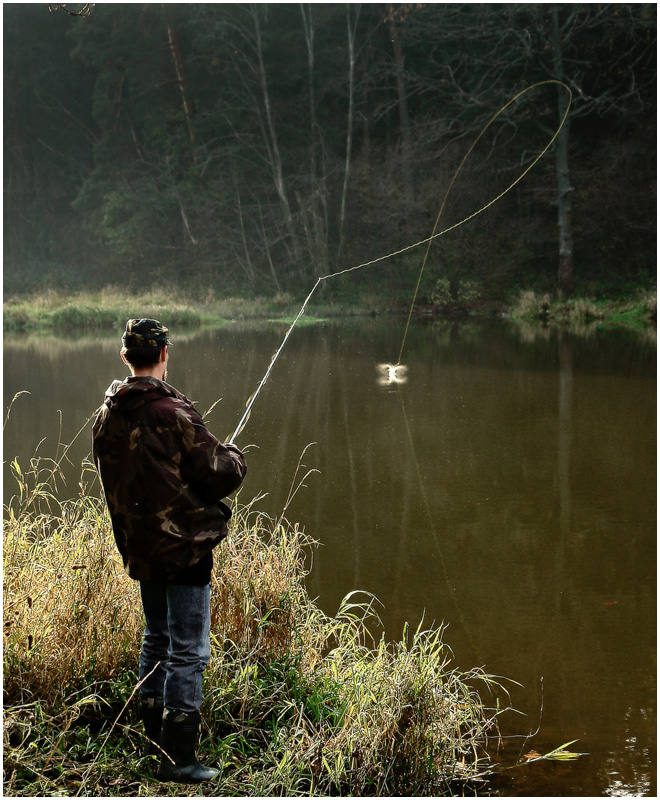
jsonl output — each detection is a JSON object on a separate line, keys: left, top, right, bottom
{"left": 92, "top": 318, "right": 247, "bottom": 783}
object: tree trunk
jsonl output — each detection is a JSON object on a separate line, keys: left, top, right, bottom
{"left": 337, "top": 4, "right": 359, "bottom": 262}
{"left": 550, "top": 6, "right": 574, "bottom": 297}
{"left": 251, "top": 7, "right": 303, "bottom": 274}
{"left": 360, "top": 56, "right": 371, "bottom": 166}
{"left": 555, "top": 114, "right": 574, "bottom": 297}
{"left": 234, "top": 178, "right": 256, "bottom": 287}
{"left": 300, "top": 3, "right": 328, "bottom": 276}
{"left": 388, "top": 6, "right": 413, "bottom": 206}
{"left": 162, "top": 8, "right": 196, "bottom": 146}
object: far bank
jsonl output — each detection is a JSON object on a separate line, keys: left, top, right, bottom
{"left": 4, "top": 285, "right": 656, "bottom": 335}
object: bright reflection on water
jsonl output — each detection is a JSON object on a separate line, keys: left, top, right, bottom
{"left": 3, "top": 318, "right": 656, "bottom": 797}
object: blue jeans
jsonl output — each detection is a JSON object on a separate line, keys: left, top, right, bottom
{"left": 138, "top": 581, "right": 211, "bottom": 713}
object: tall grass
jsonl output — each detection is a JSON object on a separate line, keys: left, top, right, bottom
{"left": 4, "top": 288, "right": 204, "bottom": 332}
{"left": 4, "top": 286, "right": 390, "bottom": 336}
{"left": 508, "top": 288, "right": 656, "bottom": 331}
{"left": 4, "top": 457, "right": 506, "bottom": 796}
{"left": 3, "top": 287, "right": 347, "bottom": 333}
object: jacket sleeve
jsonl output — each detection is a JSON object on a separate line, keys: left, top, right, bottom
{"left": 173, "top": 404, "right": 247, "bottom": 502}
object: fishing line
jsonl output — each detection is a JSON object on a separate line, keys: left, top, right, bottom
{"left": 228, "top": 80, "right": 572, "bottom": 444}
{"left": 394, "top": 79, "right": 571, "bottom": 371}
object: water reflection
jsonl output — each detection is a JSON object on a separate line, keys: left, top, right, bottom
{"left": 3, "top": 318, "right": 656, "bottom": 797}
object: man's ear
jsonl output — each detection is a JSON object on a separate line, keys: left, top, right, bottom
{"left": 120, "top": 350, "right": 130, "bottom": 366}
{"left": 160, "top": 345, "right": 168, "bottom": 363}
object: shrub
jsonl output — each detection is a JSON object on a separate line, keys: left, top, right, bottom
{"left": 510, "top": 289, "right": 553, "bottom": 320}
{"left": 638, "top": 287, "right": 657, "bottom": 320}
{"left": 568, "top": 298, "right": 604, "bottom": 324}
{"left": 48, "top": 304, "right": 120, "bottom": 329}
{"left": 431, "top": 278, "right": 483, "bottom": 311}
{"left": 455, "top": 279, "right": 482, "bottom": 306}
{"left": 3, "top": 308, "right": 30, "bottom": 330}
{"left": 431, "top": 277, "right": 452, "bottom": 308}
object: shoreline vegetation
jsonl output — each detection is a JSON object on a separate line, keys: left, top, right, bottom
{"left": 4, "top": 456, "right": 511, "bottom": 797}
{"left": 3, "top": 285, "right": 657, "bottom": 335}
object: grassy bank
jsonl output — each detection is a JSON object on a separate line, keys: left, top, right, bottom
{"left": 4, "top": 457, "right": 507, "bottom": 797}
{"left": 506, "top": 288, "right": 657, "bottom": 330}
{"left": 4, "top": 284, "right": 656, "bottom": 334}
{"left": 2, "top": 287, "right": 359, "bottom": 333}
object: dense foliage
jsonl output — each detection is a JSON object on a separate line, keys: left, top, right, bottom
{"left": 4, "top": 3, "right": 656, "bottom": 301}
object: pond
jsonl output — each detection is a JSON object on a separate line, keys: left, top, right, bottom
{"left": 3, "top": 317, "right": 656, "bottom": 796}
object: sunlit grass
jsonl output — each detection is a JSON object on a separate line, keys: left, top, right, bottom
{"left": 4, "top": 452, "right": 507, "bottom": 796}
{"left": 4, "top": 287, "right": 203, "bottom": 331}
{"left": 3, "top": 287, "right": 360, "bottom": 332}
{"left": 508, "top": 288, "right": 656, "bottom": 331}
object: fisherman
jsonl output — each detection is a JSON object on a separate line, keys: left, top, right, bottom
{"left": 92, "top": 318, "right": 247, "bottom": 783}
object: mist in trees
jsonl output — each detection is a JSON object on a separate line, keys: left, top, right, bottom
{"left": 3, "top": 3, "right": 656, "bottom": 300}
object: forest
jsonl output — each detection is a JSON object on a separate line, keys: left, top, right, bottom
{"left": 3, "top": 3, "right": 657, "bottom": 306}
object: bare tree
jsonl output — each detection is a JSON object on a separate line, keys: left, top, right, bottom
{"left": 300, "top": 3, "right": 329, "bottom": 276}
{"left": 392, "top": 3, "right": 655, "bottom": 295}
{"left": 162, "top": 6, "right": 196, "bottom": 147}
{"left": 386, "top": 4, "right": 413, "bottom": 207}
{"left": 337, "top": 4, "right": 360, "bottom": 262}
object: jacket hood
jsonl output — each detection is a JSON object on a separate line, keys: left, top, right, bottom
{"left": 103, "top": 376, "right": 191, "bottom": 414}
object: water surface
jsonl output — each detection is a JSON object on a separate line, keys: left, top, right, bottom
{"left": 3, "top": 318, "right": 656, "bottom": 796}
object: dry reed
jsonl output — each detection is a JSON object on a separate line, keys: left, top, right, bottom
{"left": 4, "top": 458, "right": 504, "bottom": 796}
{"left": 4, "top": 495, "right": 142, "bottom": 708}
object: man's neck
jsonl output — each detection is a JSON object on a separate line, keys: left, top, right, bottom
{"left": 131, "top": 365, "right": 167, "bottom": 381}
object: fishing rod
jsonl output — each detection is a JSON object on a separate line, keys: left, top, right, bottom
{"left": 227, "top": 80, "right": 572, "bottom": 446}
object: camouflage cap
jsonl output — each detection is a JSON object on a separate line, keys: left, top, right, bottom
{"left": 121, "top": 318, "right": 172, "bottom": 349}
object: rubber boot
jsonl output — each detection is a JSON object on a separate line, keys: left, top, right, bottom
{"left": 157, "top": 708, "right": 219, "bottom": 783}
{"left": 139, "top": 696, "right": 163, "bottom": 757}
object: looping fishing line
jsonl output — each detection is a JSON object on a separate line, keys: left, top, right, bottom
{"left": 228, "top": 80, "right": 572, "bottom": 444}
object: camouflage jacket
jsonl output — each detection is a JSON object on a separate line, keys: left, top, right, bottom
{"left": 92, "top": 376, "right": 247, "bottom": 582}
